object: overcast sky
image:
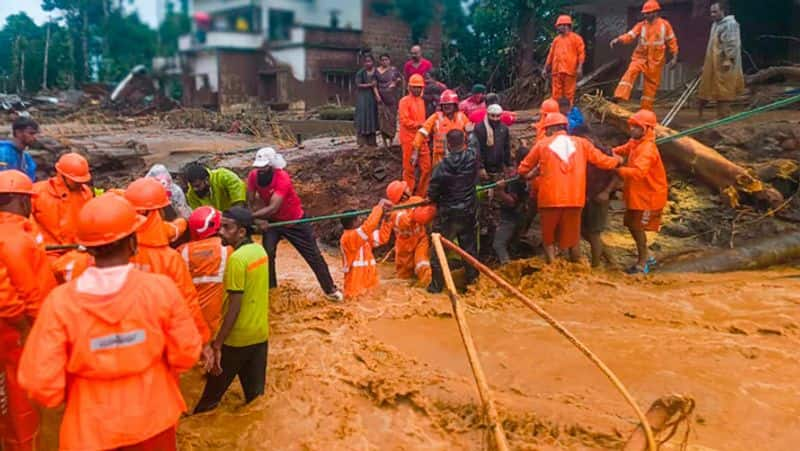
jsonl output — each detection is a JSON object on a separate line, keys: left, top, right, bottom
{"left": 1, "top": 0, "right": 160, "bottom": 28}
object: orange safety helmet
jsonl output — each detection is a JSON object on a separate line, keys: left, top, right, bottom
{"left": 439, "top": 89, "right": 459, "bottom": 105}
{"left": 641, "top": 0, "right": 661, "bottom": 13}
{"left": 0, "top": 170, "right": 35, "bottom": 195}
{"left": 55, "top": 152, "right": 91, "bottom": 183}
{"left": 556, "top": 15, "right": 573, "bottom": 27}
{"left": 386, "top": 180, "right": 409, "bottom": 204}
{"left": 542, "top": 112, "right": 569, "bottom": 129}
{"left": 541, "top": 98, "right": 560, "bottom": 114}
{"left": 408, "top": 74, "right": 425, "bottom": 88}
{"left": 188, "top": 206, "right": 222, "bottom": 240}
{"left": 412, "top": 204, "right": 436, "bottom": 225}
{"left": 76, "top": 194, "right": 147, "bottom": 247}
{"left": 628, "top": 109, "right": 658, "bottom": 129}
{"left": 124, "top": 177, "right": 171, "bottom": 211}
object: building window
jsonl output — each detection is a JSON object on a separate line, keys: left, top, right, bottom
{"left": 324, "top": 71, "right": 353, "bottom": 93}
{"left": 269, "top": 9, "right": 294, "bottom": 41}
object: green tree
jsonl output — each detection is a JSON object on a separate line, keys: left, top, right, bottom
{"left": 158, "top": 2, "right": 191, "bottom": 56}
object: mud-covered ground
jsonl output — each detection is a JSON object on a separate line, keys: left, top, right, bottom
{"left": 174, "top": 244, "right": 800, "bottom": 451}
{"left": 26, "top": 104, "right": 800, "bottom": 450}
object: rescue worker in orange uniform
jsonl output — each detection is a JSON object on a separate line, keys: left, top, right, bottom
{"left": 398, "top": 74, "right": 429, "bottom": 197}
{"left": 379, "top": 181, "right": 432, "bottom": 287}
{"left": 413, "top": 89, "right": 470, "bottom": 172}
{"left": 518, "top": 113, "right": 622, "bottom": 263}
{"left": 339, "top": 199, "right": 392, "bottom": 299}
{"left": 611, "top": 0, "right": 679, "bottom": 110}
{"left": 177, "top": 206, "right": 232, "bottom": 334}
{"left": 0, "top": 170, "right": 57, "bottom": 451}
{"left": 613, "top": 109, "right": 668, "bottom": 274}
{"left": 18, "top": 194, "right": 202, "bottom": 451}
{"left": 535, "top": 98, "right": 561, "bottom": 142}
{"left": 124, "top": 177, "right": 211, "bottom": 343}
{"left": 544, "top": 15, "right": 586, "bottom": 104}
{"left": 31, "top": 152, "right": 93, "bottom": 252}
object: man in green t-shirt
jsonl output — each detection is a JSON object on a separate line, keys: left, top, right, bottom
{"left": 184, "top": 162, "right": 247, "bottom": 211}
{"left": 194, "top": 207, "right": 269, "bottom": 413}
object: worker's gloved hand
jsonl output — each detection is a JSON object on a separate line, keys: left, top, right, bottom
{"left": 610, "top": 38, "right": 620, "bottom": 48}
{"left": 411, "top": 150, "right": 419, "bottom": 167}
{"left": 577, "top": 64, "right": 584, "bottom": 79}
{"left": 541, "top": 67, "right": 549, "bottom": 78}
{"left": 378, "top": 198, "right": 394, "bottom": 212}
{"left": 255, "top": 219, "right": 269, "bottom": 231}
{"left": 614, "top": 154, "right": 626, "bottom": 166}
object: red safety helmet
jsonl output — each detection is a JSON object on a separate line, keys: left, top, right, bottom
{"left": 385, "top": 181, "right": 408, "bottom": 204}
{"left": 439, "top": 89, "right": 459, "bottom": 105}
{"left": 124, "top": 177, "right": 171, "bottom": 211}
{"left": 628, "top": 109, "right": 658, "bottom": 129}
{"left": 76, "top": 194, "right": 147, "bottom": 247}
{"left": 556, "top": 15, "right": 573, "bottom": 27}
{"left": 412, "top": 205, "right": 436, "bottom": 225}
{"left": 542, "top": 113, "right": 569, "bottom": 129}
{"left": 408, "top": 74, "right": 425, "bottom": 88}
{"left": 188, "top": 206, "right": 222, "bottom": 240}
{"left": 0, "top": 170, "right": 35, "bottom": 195}
{"left": 641, "top": 0, "right": 661, "bottom": 13}
{"left": 55, "top": 152, "right": 92, "bottom": 183}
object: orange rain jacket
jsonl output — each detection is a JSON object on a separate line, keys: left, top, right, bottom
{"left": 0, "top": 213, "right": 57, "bottom": 451}
{"left": 0, "top": 212, "right": 57, "bottom": 319}
{"left": 177, "top": 236, "right": 232, "bottom": 334}
{"left": 518, "top": 131, "right": 619, "bottom": 208}
{"left": 413, "top": 111, "right": 470, "bottom": 166}
{"left": 614, "top": 17, "right": 679, "bottom": 109}
{"left": 32, "top": 176, "right": 93, "bottom": 247}
{"left": 340, "top": 206, "right": 383, "bottom": 299}
{"left": 131, "top": 211, "right": 211, "bottom": 343}
{"left": 379, "top": 196, "right": 431, "bottom": 284}
{"left": 546, "top": 31, "right": 585, "bottom": 75}
{"left": 399, "top": 94, "right": 431, "bottom": 195}
{"left": 613, "top": 129, "right": 668, "bottom": 211}
{"left": 17, "top": 268, "right": 202, "bottom": 451}
{"left": 618, "top": 17, "right": 678, "bottom": 68}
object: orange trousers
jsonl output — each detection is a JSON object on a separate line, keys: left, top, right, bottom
{"left": 613, "top": 59, "right": 664, "bottom": 110}
{"left": 402, "top": 140, "right": 432, "bottom": 197}
{"left": 0, "top": 324, "right": 38, "bottom": 451}
{"left": 551, "top": 73, "right": 577, "bottom": 104}
{"left": 395, "top": 236, "right": 432, "bottom": 286}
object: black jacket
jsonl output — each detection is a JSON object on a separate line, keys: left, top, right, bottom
{"left": 470, "top": 121, "right": 511, "bottom": 173}
{"left": 427, "top": 147, "right": 480, "bottom": 215}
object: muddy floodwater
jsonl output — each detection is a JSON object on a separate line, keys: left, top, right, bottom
{"left": 169, "top": 243, "right": 800, "bottom": 450}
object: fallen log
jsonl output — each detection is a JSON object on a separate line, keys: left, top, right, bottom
{"left": 745, "top": 66, "right": 800, "bottom": 85}
{"left": 660, "top": 233, "right": 800, "bottom": 273}
{"left": 582, "top": 95, "right": 784, "bottom": 208}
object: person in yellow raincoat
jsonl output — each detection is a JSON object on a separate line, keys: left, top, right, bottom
{"left": 697, "top": 1, "right": 745, "bottom": 118}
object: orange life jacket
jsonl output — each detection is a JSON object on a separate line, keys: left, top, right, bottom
{"left": 340, "top": 206, "right": 383, "bottom": 299}
{"left": 17, "top": 268, "right": 201, "bottom": 450}
{"left": 177, "top": 236, "right": 232, "bottom": 334}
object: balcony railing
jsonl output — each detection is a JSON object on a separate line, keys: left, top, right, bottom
{"left": 179, "top": 32, "right": 264, "bottom": 52}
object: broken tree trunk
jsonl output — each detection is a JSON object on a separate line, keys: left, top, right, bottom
{"left": 660, "top": 233, "right": 800, "bottom": 273}
{"left": 745, "top": 66, "right": 800, "bottom": 85}
{"left": 582, "top": 96, "right": 784, "bottom": 208}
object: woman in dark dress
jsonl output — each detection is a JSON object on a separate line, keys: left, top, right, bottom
{"left": 375, "top": 53, "right": 404, "bottom": 149}
{"left": 355, "top": 54, "right": 379, "bottom": 147}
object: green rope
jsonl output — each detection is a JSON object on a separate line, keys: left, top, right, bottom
{"left": 655, "top": 93, "right": 800, "bottom": 145}
{"left": 262, "top": 93, "right": 800, "bottom": 229}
